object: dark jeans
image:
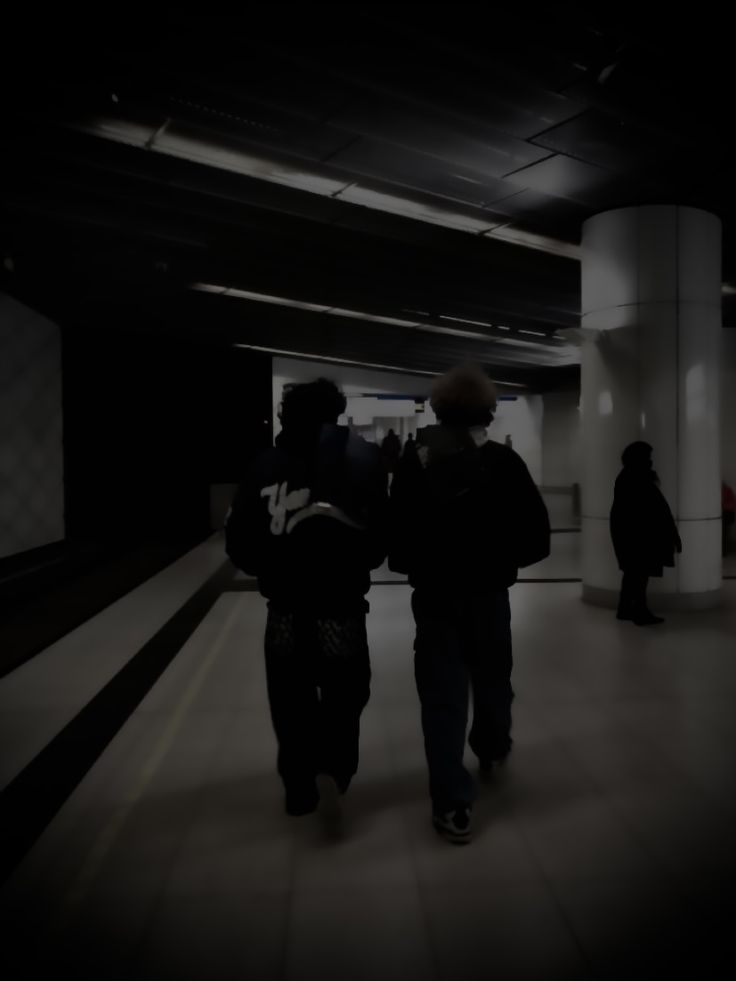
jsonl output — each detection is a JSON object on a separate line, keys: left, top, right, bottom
{"left": 264, "top": 607, "right": 371, "bottom": 794}
{"left": 618, "top": 571, "right": 649, "bottom": 616}
{"left": 411, "top": 589, "right": 513, "bottom": 812}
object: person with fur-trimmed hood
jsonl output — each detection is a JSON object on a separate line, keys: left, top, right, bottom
{"left": 389, "top": 364, "right": 550, "bottom": 844}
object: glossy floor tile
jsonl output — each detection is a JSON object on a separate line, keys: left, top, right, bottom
{"left": 2, "top": 541, "right": 735, "bottom": 979}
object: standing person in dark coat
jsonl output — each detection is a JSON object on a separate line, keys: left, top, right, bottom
{"left": 225, "top": 378, "right": 388, "bottom": 817}
{"left": 381, "top": 428, "right": 402, "bottom": 474}
{"left": 389, "top": 364, "right": 550, "bottom": 844}
{"left": 402, "top": 432, "right": 418, "bottom": 463}
{"left": 610, "top": 441, "right": 682, "bottom": 625}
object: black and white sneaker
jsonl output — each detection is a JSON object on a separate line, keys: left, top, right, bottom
{"left": 433, "top": 805, "right": 472, "bottom": 845}
{"left": 479, "top": 744, "right": 512, "bottom": 777}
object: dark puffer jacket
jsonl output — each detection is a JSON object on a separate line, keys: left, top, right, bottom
{"left": 610, "top": 468, "right": 681, "bottom": 576}
{"left": 226, "top": 424, "right": 388, "bottom": 614}
{"left": 388, "top": 425, "right": 551, "bottom": 593}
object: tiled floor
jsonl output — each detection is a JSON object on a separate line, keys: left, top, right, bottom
{"left": 2, "top": 537, "right": 736, "bottom": 979}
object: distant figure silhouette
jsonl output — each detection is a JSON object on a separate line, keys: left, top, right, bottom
{"left": 389, "top": 364, "right": 550, "bottom": 844}
{"left": 610, "top": 441, "right": 682, "bottom": 625}
{"left": 381, "top": 428, "right": 401, "bottom": 473}
{"left": 504, "top": 434, "right": 513, "bottom": 449}
{"left": 723, "top": 481, "right": 735, "bottom": 555}
{"left": 225, "top": 378, "right": 388, "bottom": 816}
{"left": 402, "top": 432, "right": 418, "bottom": 462}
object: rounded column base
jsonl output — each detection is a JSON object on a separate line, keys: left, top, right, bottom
{"left": 582, "top": 584, "right": 722, "bottom": 611}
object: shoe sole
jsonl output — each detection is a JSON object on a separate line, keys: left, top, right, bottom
{"left": 432, "top": 820, "right": 472, "bottom": 845}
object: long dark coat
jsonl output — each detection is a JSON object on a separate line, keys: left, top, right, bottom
{"left": 610, "top": 469, "right": 681, "bottom": 576}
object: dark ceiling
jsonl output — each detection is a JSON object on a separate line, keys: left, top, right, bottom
{"left": 1, "top": 9, "right": 734, "bottom": 389}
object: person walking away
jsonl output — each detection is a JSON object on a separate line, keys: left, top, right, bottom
{"left": 226, "top": 378, "right": 388, "bottom": 816}
{"left": 389, "top": 364, "right": 550, "bottom": 844}
{"left": 610, "top": 441, "right": 682, "bottom": 625}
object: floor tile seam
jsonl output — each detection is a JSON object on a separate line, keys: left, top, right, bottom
{"left": 507, "top": 802, "right": 598, "bottom": 977}
{"left": 124, "top": 701, "right": 249, "bottom": 967}
{"left": 0, "top": 540, "right": 228, "bottom": 682}
{"left": 0, "top": 561, "right": 236, "bottom": 882}
{"left": 608, "top": 709, "right": 736, "bottom": 820}
{"left": 1, "top": 574, "right": 239, "bottom": 917}
{"left": 372, "top": 696, "right": 442, "bottom": 980}
{"left": 530, "top": 706, "right": 706, "bottom": 892}
{"left": 526, "top": 708, "right": 667, "bottom": 869}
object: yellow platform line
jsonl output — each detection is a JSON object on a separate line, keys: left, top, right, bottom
{"left": 51, "top": 596, "right": 243, "bottom": 930}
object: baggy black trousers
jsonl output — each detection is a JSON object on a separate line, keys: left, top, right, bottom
{"left": 264, "top": 607, "right": 371, "bottom": 794}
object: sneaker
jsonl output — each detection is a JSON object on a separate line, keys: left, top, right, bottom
{"left": 479, "top": 743, "right": 512, "bottom": 775}
{"left": 432, "top": 805, "right": 472, "bottom": 845}
{"left": 319, "top": 770, "right": 351, "bottom": 795}
{"left": 616, "top": 609, "right": 633, "bottom": 621}
{"left": 285, "top": 782, "right": 319, "bottom": 817}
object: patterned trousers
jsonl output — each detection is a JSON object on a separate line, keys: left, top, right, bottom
{"left": 264, "top": 607, "right": 371, "bottom": 793}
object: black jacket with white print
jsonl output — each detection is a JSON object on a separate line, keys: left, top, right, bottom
{"left": 226, "top": 424, "right": 388, "bottom": 615}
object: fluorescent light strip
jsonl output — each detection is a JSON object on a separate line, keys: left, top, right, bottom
{"left": 233, "top": 343, "right": 529, "bottom": 388}
{"left": 334, "top": 185, "right": 497, "bottom": 233}
{"left": 191, "top": 283, "right": 574, "bottom": 357}
{"left": 233, "top": 344, "right": 437, "bottom": 377}
{"left": 439, "top": 314, "right": 495, "bottom": 329}
{"left": 83, "top": 117, "right": 575, "bottom": 253}
{"left": 191, "top": 283, "right": 328, "bottom": 312}
{"left": 518, "top": 328, "right": 547, "bottom": 337}
{"left": 325, "top": 308, "right": 419, "bottom": 328}
{"left": 484, "top": 225, "right": 581, "bottom": 260}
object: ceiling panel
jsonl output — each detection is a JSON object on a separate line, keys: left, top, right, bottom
{"left": 502, "top": 153, "right": 616, "bottom": 205}
{"left": 328, "top": 139, "right": 513, "bottom": 207}
{"left": 325, "top": 95, "right": 551, "bottom": 176}
{"left": 530, "top": 109, "right": 666, "bottom": 171}
{"left": 2, "top": 10, "right": 734, "bottom": 390}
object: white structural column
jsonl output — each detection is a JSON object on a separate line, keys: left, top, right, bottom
{"left": 580, "top": 206, "right": 722, "bottom": 610}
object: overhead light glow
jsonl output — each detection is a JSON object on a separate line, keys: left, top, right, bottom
{"left": 325, "top": 308, "right": 419, "bottom": 327}
{"left": 191, "top": 283, "right": 572, "bottom": 359}
{"left": 484, "top": 225, "right": 581, "bottom": 260}
{"left": 85, "top": 116, "right": 588, "bottom": 259}
{"left": 439, "top": 314, "right": 495, "bottom": 329}
{"left": 233, "top": 343, "right": 530, "bottom": 388}
{"left": 192, "top": 283, "right": 328, "bottom": 311}
{"left": 233, "top": 344, "right": 437, "bottom": 376}
{"left": 334, "top": 185, "right": 497, "bottom": 233}
{"left": 518, "top": 328, "right": 547, "bottom": 337}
